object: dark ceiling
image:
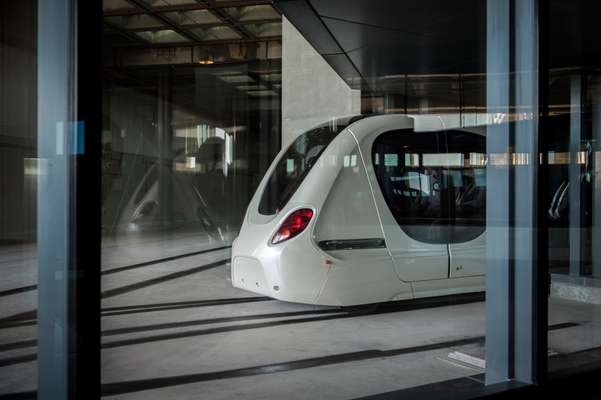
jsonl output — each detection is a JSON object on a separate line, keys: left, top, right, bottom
{"left": 275, "top": 0, "right": 601, "bottom": 90}
{"left": 275, "top": 0, "right": 485, "bottom": 87}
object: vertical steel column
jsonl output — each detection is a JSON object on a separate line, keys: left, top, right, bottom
{"left": 592, "top": 88, "right": 601, "bottom": 278}
{"left": 37, "top": 1, "right": 73, "bottom": 397}
{"left": 485, "top": 0, "right": 512, "bottom": 385}
{"left": 569, "top": 74, "right": 584, "bottom": 277}
{"left": 513, "top": 0, "right": 539, "bottom": 383}
{"left": 486, "top": 0, "right": 542, "bottom": 385}
{"left": 37, "top": 0, "right": 101, "bottom": 398}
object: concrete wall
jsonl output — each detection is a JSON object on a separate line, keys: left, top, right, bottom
{"left": 281, "top": 16, "right": 361, "bottom": 148}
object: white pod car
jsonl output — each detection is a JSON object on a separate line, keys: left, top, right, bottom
{"left": 231, "top": 114, "right": 486, "bottom": 306}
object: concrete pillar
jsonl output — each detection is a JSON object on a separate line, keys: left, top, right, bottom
{"left": 281, "top": 16, "right": 360, "bottom": 148}
{"left": 485, "top": 0, "right": 512, "bottom": 385}
{"left": 512, "top": 0, "right": 539, "bottom": 382}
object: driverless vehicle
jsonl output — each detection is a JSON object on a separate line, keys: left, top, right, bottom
{"left": 231, "top": 114, "right": 489, "bottom": 306}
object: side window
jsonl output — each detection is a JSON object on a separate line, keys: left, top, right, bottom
{"left": 372, "top": 129, "right": 486, "bottom": 244}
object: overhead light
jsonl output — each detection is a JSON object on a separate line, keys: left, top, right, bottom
{"left": 197, "top": 48, "right": 215, "bottom": 64}
{"left": 198, "top": 55, "right": 214, "bottom": 65}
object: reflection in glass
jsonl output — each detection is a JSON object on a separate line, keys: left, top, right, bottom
{"left": 0, "top": 0, "right": 38, "bottom": 395}
{"left": 102, "top": 59, "right": 280, "bottom": 264}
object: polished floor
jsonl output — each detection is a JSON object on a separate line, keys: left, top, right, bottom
{"left": 0, "top": 232, "right": 600, "bottom": 399}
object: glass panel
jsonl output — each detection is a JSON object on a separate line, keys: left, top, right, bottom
{"left": 0, "top": 1, "right": 38, "bottom": 395}
{"left": 97, "top": 0, "right": 548, "bottom": 398}
{"left": 101, "top": 59, "right": 281, "bottom": 265}
{"left": 11, "top": 0, "right": 594, "bottom": 398}
{"left": 545, "top": 1, "right": 601, "bottom": 374}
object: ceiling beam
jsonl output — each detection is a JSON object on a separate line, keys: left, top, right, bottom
{"left": 125, "top": 0, "right": 204, "bottom": 43}
{"left": 122, "top": 18, "right": 281, "bottom": 32}
{"left": 104, "top": 0, "right": 273, "bottom": 17}
{"left": 104, "top": 19, "right": 150, "bottom": 44}
{"left": 106, "top": 35, "right": 281, "bottom": 49}
{"left": 198, "top": 0, "right": 256, "bottom": 39}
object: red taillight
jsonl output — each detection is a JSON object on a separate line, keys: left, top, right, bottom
{"left": 271, "top": 208, "right": 314, "bottom": 244}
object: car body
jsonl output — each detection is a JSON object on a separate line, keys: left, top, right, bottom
{"left": 231, "top": 114, "right": 487, "bottom": 306}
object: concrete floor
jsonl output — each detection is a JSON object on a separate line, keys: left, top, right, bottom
{"left": 1, "top": 232, "right": 600, "bottom": 398}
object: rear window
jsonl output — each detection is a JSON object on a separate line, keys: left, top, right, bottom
{"left": 259, "top": 116, "right": 364, "bottom": 215}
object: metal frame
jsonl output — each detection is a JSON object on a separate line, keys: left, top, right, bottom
{"left": 484, "top": 0, "right": 513, "bottom": 384}
{"left": 37, "top": 0, "right": 102, "bottom": 398}
{"left": 536, "top": 0, "right": 550, "bottom": 384}
{"left": 485, "top": 0, "right": 547, "bottom": 386}
{"left": 569, "top": 73, "right": 585, "bottom": 277}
